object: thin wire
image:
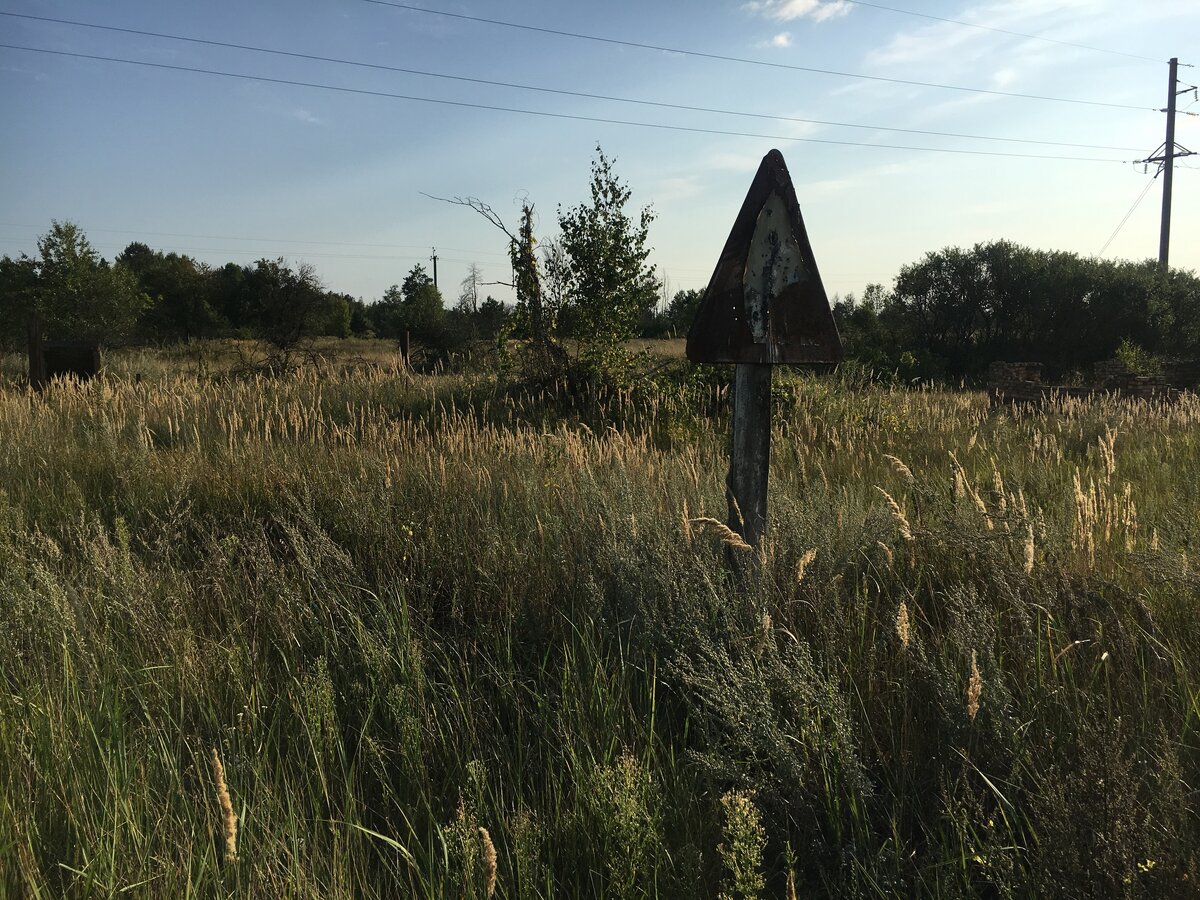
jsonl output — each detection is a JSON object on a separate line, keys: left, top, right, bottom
{"left": 0, "top": 237, "right": 487, "bottom": 264}
{"left": 837, "top": 0, "right": 1163, "bottom": 63}
{"left": 0, "top": 44, "right": 1132, "bottom": 163}
{"left": 0, "top": 223, "right": 510, "bottom": 256}
{"left": 0, "top": 11, "right": 1142, "bottom": 151}
{"left": 356, "top": 0, "right": 1156, "bottom": 112}
{"left": 1097, "top": 178, "right": 1155, "bottom": 257}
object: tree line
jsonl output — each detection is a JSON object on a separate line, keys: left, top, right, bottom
{"left": 3, "top": 148, "right": 1197, "bottom": 384}
{"left": 0, "top": 220, "right": 518, "bottom": 356}
{"left": 834, "top": 242, "right": 1200, "bottom": 381}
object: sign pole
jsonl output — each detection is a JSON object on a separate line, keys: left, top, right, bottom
{"left": 727, "top": 363, "right": 772, "bottom": 545}
{"left": 686, "top": 149, "right": 842, "bottom": 548}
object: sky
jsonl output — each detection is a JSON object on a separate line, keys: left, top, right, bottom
{"left": 1, "top": 0, "right": 1198, "bottom": 309}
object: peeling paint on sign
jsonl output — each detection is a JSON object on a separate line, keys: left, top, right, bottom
{"left": 742, "top": 192, "right": 805, "bottom": 353}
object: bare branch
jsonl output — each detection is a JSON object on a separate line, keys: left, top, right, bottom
{"left": 422, "top": 192, "right": 518, "bottom": 244}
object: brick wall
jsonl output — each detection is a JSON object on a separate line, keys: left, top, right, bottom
{"left": 987, "top": 359, "right": 1184, "bottom": 405}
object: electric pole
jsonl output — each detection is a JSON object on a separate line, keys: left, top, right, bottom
{"left": 429, "top": 248, "right": 439, "bottom": 289}
{"left": 1141, "top": 58, "right": 1196, "bottom": 269}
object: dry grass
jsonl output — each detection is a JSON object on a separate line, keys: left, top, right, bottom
{"left": 0, "top": 343, "right": 1198, "bottom": 897}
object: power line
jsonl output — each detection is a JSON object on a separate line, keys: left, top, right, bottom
{"left": 0, "top": 44, "right": 1132, "bottom": 163}
{"left": 1097, "top": 178, "right": 1155, "bottom": 257}
{"left": 0, "top": 223, "right": 510, "bottom": 257}
{"left": 0, "top": 11, "right": 1143, "bottom": 152}
{"left": 836, "top": 0, "right": 1162, "bottom": 63}
{"left": 356, "top": 0, "right": 1156, "bottom": 111}
{"left": 0, "top": 237, "right": 489, "bottom": 264}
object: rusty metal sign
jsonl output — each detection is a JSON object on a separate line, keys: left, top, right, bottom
{"left": 687, "top": 149, "right": 842, "bottom": 365}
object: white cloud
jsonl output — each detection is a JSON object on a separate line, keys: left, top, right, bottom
{"left": 768, "top": 32, "right": 793, "bottom": 48}
{"left": 744, "top": 0, "right": 853, "bottom": 24}
{"left": 703, "top": 151, "right": 766, "bottom": 173}
{"left": 865, "top": 0, "right": 1110, "bottom": 69}
{"left": 991, "top": 67, "right": 1019, "bottom": 88}
{"left": 292, "top": 108, "right": 324, "bottom": 125}
{"left": 651, "top": 176, "right": 704, "bottom": 203}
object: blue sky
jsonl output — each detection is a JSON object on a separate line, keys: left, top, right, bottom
{"left": 2, "top": 0, "right": 1198, "bottom": 308}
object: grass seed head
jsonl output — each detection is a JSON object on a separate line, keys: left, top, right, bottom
{"left": 896, "top": 601, "right": 911, "bottom": 650}
{"left": 966, "top": 651, "right": 982, "bottom": 721}
{"left": 876, "top": 487, "right": 914, "bottom": 542}
{"left": 795, "top": 548, "right": 817, "bottom": 585}
{"left": 883, "top": 454, "right": 914, "bottom": 484}
{"left": 479, "top": 827, "right": 497, "bottom": 898}
{"left": 689, "top": 517, "right": 753, "bottom": 552}
{"left": 211, "top": 747, "right": 238, "bottom": 863}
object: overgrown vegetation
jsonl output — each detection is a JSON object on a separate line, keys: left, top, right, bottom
{"left": 0, "top": 345, "right": 1197, "bottom": 897}
{"left": 5, "top": 153, "right": 1200, "bottom": 390}
{"left": 834, "top": 241, "right": 1200, "bottom": 382}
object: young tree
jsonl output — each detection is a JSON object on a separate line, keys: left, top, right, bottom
{"left": 243, "top": 258, "right": 329, "bottom": 364}
{"left": 400, "top": 264, "right": 446, "bottom": 343}
{"left": 475, "top": 295, "right": 510, "bottom": 339}
{"left": 31, "top": 221, "right": 149, "bottom": 344}
{"left": 555, "top": 146, "right": 660, "bottom": 368}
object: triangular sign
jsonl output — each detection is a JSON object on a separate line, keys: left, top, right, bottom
{"left": 687, "top": 149, "right": 842, "bottom": 365}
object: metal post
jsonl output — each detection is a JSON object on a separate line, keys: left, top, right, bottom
{"left": 727, "top": 363, "right": 772, "bottom": 546}
{"left": 1160, "top": 57, "right": 1179, "bottom": 269}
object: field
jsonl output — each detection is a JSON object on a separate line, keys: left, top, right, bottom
{"left": 0, "top": 341, "right": 1198, "bottom": 898}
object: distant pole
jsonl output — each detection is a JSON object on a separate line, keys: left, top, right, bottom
{"left": 1160, "top": 57, "right": 1179, "bottom": 269}
{"left": 430, "top": 247, "right": 439, "bottom": 289}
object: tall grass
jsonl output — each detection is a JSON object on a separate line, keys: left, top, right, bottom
{"left": 0, "top": 346, "right": 1197, "bottom": 897}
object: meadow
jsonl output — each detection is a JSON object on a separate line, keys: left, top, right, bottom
{"left": 0, "top": 341, "right": 1197, "bottom": 898}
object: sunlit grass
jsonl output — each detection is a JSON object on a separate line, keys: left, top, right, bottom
{"left": 0, "top": 344, "right": 1197, "bottom": 897}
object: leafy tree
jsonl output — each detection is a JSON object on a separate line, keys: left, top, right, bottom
{"left": 243, "top": 258, "right": 330, "bottom": 361}
{"left": 832, "top": 284, "right": 894, "bottom": 374}
{"left": 368, "top": 267, "right": 446, "bottom": 345}
{"left": 117, "top": 243, "right": 223, "bottom": 341}
{"left": 29, "top": 221, "right": 149, "bottom": 344}
{"left": 0, "top": 253, "right": 39, "bottom": 350}
{"left": 209, "top": 262, "right": 252, "bottom": 332}
{"left": 664, "top": 288, "right": 705, "bottom": 335}
{"left": 346, "top": 296, "right": 373, "bottom": 336}
{"left": 475, "top": 295, "right": 510, "bottom": 340}
{"left": 400, "top": 264, "right": 447, "bottom": 343}
{"left": 322, "top": 292, "right": 354, "bottom": 339}
{"left": 555, "top": 147, "right": 660, "bottom": 369}
{"left": 882, "top": 241, "right": 1200, "bottom": 380}
{"left": 369, "top": 284, "right": 406, "bottom": 340}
